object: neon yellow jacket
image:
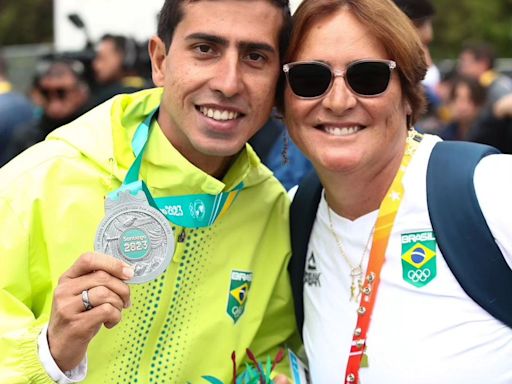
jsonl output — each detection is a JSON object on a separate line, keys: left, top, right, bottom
{"left": 0, "top": 88, "right": 298, "bottom": 383}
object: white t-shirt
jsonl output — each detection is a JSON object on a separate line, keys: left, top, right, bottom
{"left": 302, "top": 135, "right": 512, "bottom": 384}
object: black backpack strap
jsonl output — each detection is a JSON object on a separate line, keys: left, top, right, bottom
{"left": 427, "top": 141, "right": 512, "bottom": 328}
{"left": 289, "top": 170, "right": 322, "bottom": 338}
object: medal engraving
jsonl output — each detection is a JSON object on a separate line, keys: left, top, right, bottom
{"left": 95, "top": 191, "right": 174, "bottom": 284}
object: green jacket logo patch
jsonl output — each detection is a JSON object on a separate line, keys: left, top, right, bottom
{"left": 227, "top": 270, "right": 252, "bottom": 323}
{"left": 401, "top": 231, "right": 437, "bottom": 287}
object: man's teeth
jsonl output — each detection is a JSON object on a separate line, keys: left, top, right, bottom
{"left": 324, "top": 126, "right": 360, "bottom": 136}
{"left": 199, "top": 107, "right": 239, "bottom": 121}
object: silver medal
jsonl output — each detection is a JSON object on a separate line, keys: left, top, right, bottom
{"left": 95, "top": 190, "right": 174, "bottom": 284}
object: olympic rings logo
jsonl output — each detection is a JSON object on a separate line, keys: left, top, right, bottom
{"left": 407, "top": 268, "right": 431, "bottom": 282}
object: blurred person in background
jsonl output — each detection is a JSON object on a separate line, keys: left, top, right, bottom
{"left": 471, "top": 91, "right": 512, "bottom": 154}
{"left": 494, "top": 92, "right": 512, "bottom": 120}
{"left": 438, "top": 75, "right": 487, "bottom": 140}
{"left": 459, "top": 42, "right": 512, "bottom": 108}
{"left": 458, "top": 42, "right": 512, "bottom": 152}
{"left": 90, "top": 34, "right": 149, "bottom": 106}
{"left": 393, "top": 0, "right": 443, "bottom": 133}
{"left": 249, "top": 113, "right": 313, "bottom": 190}
{"left": 3, "top": 58, "right": 90, "bottom": 163}
{"left": 0, "top": 52, "right": 36, "bottom": 166}
{"left": 393, "top": 0, "right": 435, "bottom": 68}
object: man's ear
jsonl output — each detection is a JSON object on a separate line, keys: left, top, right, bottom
{"left": 149, "top": 36, "right": 167, "bottom": 86}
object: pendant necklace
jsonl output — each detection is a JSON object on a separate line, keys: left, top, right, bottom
{"left": 327, "top": 207, "right": 375, "bottom": 302}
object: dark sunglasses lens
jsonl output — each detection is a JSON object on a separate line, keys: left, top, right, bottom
{"left": 56, "top": 89, "right": 68, "bottom": 100}
{"left": 40, "top": 87, "right": 69, "bottom": 101}
{"left": 347, "top": 62, "right": 391, "bottom": 96}
{"left": 40, "top": 89, "right": 50, "bottom": 99}
{"left": 288, "top": 63, "right": 332, "bottom": 98}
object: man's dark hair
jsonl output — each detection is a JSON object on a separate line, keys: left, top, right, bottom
{"left": 462, "top": 42, "right": 496, "bottom": 70}
{"left": 99, "top": 34, "right": 139, "bottom": 69}
{"left": 35, "top": 57, "right": 88, "bottom": 87}
{"left": 100, "top": 34, "right": 128, "bottom": 54}
{"left": 156, "top": 0, "right": 292, "bottom": 62}
{"left": 392, "top": 0, "right": 435, "bottom": 24}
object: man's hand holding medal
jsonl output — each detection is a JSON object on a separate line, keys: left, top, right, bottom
{"left": 47, "top": 252, "right": 134, "bottom": 371}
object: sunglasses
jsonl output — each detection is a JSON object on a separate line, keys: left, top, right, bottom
{"left": 39, "top": 87, "right": 76, "bottom": 101}
{"left": 283, "top": 59, "right": 397, "bottom": 99}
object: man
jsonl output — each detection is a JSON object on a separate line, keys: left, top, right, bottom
{"left": 2, "top": 58, "right": 90, "bottom": 164}
{"left": 90, "top": 34, "right": 148, "bottom": 106}
{"left": 458, "top": 42, "right": 512, "bottom": 107}
{"left": 0, "top": 1, "right": 297, "bottom": 383}
{"left": 0, "top": 53, "right": 35, "bottom": 166}
{"left": 393, "top": 0, "right": 435, "bottom": 67}
{"left": 458, "top": 43, "right": 512, "bottom": 153}
{"left": 392, "top": 0, "right": 443, "bottom": 132}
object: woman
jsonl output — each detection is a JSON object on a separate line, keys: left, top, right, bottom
{"left": 439, "top": 75, "right": 487, "bottom": 141}
{"left": 282, "top": 0, "right": 512, "bottom": 383}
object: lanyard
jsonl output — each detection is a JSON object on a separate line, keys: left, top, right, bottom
{"left": 109, "top": 108, "right": 244, "bottom": 228}
{"left": 344, "top": 130, "right": 423, "bottom": 384}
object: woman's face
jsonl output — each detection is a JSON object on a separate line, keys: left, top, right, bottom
{"left": 284, "top": 8, "right": 411, "bottom": 176}
{"left": 451, "top": 83, "right": 480, "bottom": 125}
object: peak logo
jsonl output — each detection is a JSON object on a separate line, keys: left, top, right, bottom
{"left": 304, "top": 252, "right": 321, "bottom": 287}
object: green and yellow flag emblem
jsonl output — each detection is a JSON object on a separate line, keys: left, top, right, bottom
{"left": 401, "top": 231, "right": 437, "bottom": 287}
{"left": 227, "top": 270, "right": 252, "bottom": 323}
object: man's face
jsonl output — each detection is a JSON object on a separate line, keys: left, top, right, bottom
{"left": 458, "top": 51, "right": 487, "bottom": 79}
{"left": 38, "top": 68, "right": 88, "bottom": 120}
{"left": 93, "top": 40, "right": 124, "bottom": 84}
{"left": 150, "top": 0, "right": 283, "bottom": 176}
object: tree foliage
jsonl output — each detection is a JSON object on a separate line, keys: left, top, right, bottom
{"left": 0, "top": 0, "right": 53, "bottom": 46}
{"left": 431, "top": 0, "right": 512, "bottom": 59}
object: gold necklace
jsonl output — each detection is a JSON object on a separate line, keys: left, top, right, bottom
{"left": 327, "top": 207, "right": 375, "bottom": 302}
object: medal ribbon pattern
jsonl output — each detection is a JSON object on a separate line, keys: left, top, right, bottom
{"left": 110, "top": 108, "right": 244, "bottom": 228}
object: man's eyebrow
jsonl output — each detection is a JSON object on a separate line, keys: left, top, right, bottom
{"left": 238, "top": 41, "right": 276, "bottom": 55}
{"left": 186, "top": 33, "right": 276, "bottom": 54}
{"left": 186, "top": 33, "right": 228, "bottom": 46}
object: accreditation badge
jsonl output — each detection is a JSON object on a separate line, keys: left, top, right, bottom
{"left": 95, "top": 190, "right": 175, "bottom": 284}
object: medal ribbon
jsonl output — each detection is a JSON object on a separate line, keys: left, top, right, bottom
{"left": 344, "top": 130, "right": 423, "bottom": 384}
{"left": 110, "top": 108, "right": 244, "bottom": 228}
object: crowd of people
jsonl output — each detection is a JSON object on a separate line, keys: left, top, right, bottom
{"left": 419, "top": 42, "right": 512, "bottom": 153}
{"left": 0, "top": 0, "right": 511, "bottom": 383}
{"left": 0, "top": 34, "right": 151, "bottom": 167}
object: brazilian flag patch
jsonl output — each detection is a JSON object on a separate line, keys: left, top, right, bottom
{"left": 401, "top": 231, "right": 437, "bottom": 287}
{"left": 227, "top": 270, "right": 252, "bottom": 323}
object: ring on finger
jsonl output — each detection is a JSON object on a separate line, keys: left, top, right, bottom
{"left": 81, "top": 289, "right": 93, "bottom": 311}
